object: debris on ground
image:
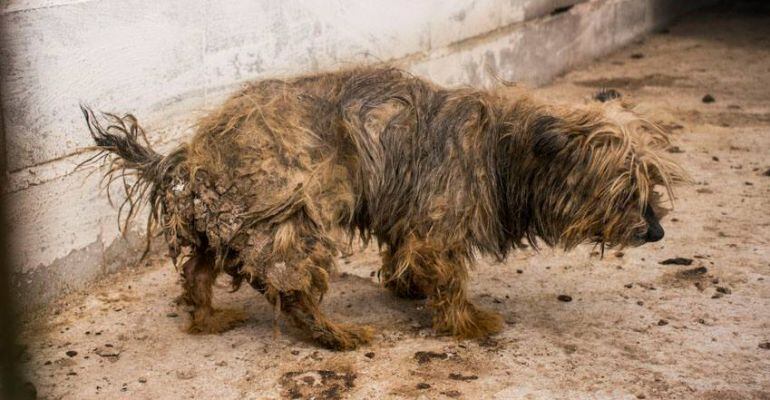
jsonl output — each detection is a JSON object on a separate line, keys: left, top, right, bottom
{"left": 280, "top": 370, "right": 356, "bottom": 400}
{"left": 659, "top": 257, "right": 694, "bottom": 266}
{"left": 594, "top": 88, "right": 622, "bottom": 102}
{"left": 449, "top": 373, "right": 479, "bottom": 381}
{"left": 414, "top": 351, "right": 449, "bottom": 364}
{"left": 716, "top": 286, "right": 732, "bottom": 295}
{"left": 677, "top": 266, "right": 708, "bottom": 278}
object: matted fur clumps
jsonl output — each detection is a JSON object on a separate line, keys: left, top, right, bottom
{"left": 82, "top": 67, "right": 686, "bottom": 350}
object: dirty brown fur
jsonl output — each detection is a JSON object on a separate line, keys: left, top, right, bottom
{"left": 82, "top": 67, "right": 686, "bottom": 349}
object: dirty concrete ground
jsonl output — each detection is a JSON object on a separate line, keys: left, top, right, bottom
{"left": 16, "top": 5, "right": 770, "bottom": 400}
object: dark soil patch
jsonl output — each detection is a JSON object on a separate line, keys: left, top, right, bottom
{"left": 280, "top": 370, "right": 356, "bottom": 400}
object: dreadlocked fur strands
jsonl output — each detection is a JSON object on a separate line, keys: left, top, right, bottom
{"left": 83, "top": 67, "right": 686, "bottom": 350}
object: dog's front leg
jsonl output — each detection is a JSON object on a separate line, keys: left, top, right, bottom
{"left": 389, "top": 236, "right": 503, "bottom": 339}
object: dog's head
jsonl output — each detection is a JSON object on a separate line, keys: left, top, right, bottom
{"left": 524, "top": 103, "right": 687, "bottom": 249}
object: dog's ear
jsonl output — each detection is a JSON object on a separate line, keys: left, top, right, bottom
{"left": 531, "top": 115, "right": 568, "bottom": 157}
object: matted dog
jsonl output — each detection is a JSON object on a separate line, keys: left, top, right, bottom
{"left": 81, "top": 67, "right": 685, "bottom": 350}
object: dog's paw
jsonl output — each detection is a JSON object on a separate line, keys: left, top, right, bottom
{"left": 315, "top": 323, "right": 374, "bottom": 351}
{"left": 435, "top": 303, "right": 504, "bottom": 339}
{"left": 187, "top": 308, "right": 248, "bottom": 334}
{"left": 460, "top": 307, "right": 504, "bottom": 339}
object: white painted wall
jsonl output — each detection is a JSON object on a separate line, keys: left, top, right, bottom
{"left": 0, "top": 0, "right": 714, "bottom": 308}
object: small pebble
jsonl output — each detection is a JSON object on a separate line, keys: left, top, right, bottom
{"left": 759, "top": 342, "right": 770, "bottom": 350}
{"left": 416, "top": 383, "right": 431, "bottom": 390}
{"left": 630, "top": 53, "right": 644, "bottom": 59}
{"left": 557, "top": 295, "right": 572, "bottom": 302}
{"left": 657, "top": 319, "right": 669, "bottom": 326}
{"left": 65, "top": 350, "right": 78, "bottom": 357}
{"left": 365, "top": 352, "right": 375, "bottom": 359}
{"left": 702, "top": 94, "right": 716, "bottom": 103}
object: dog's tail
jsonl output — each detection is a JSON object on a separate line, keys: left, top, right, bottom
{"left": 80, "top": 105, "right": 187, "bottom": 256}
{"left": 80, "top": 105, "right": 164, "bottom": 182}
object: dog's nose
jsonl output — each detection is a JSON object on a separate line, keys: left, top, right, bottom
{"left": 645, "top": 223, "right": 664, "bottom": 242}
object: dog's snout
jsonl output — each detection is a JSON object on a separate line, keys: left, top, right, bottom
{"left": 645, "top": 223, "right": 664, "bottom": 242}
{"left": 643, "top": 206, "right": 664, "bottom": 243}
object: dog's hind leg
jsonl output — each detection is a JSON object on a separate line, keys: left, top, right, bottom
{"left": 180, "top": 252, "right": 246, "bottom": 333}
{"left": 389, "top": 235, "right": 503, "bottom": 339}
{"left": 267, "top": 286, "right": 373, "bottom": 350}
{"left": 256, "top": 227, "right": 373, "bottom": 350}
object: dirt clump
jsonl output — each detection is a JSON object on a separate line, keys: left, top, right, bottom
{"left": 448, "top": 373, "right": 479, "bottom": 381}
{"left": 414, "top": 351, "right": 449, "bottom": 364}
{"left": 677, "top": 266, "right": 708, "bottom": 278}
{"left": 659, "top": 257, "right": 693, "bottom": 266}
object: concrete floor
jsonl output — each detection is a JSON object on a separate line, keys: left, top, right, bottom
{"left": 17, "top": 4, "right": 770, "bottom": 399}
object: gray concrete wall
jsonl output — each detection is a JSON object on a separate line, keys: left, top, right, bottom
{"left": 0, "top": 0, "right": 715, "bottom": 310}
